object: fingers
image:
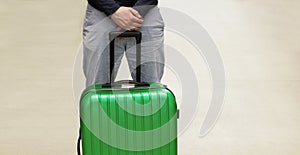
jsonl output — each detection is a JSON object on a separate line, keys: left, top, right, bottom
{"left": 125, "top": 26, "right": 140, "bottom": 31}
{"left": 130, "top": 27, "right": 140, "bottom": 31}
{"left": 131, "top": 22, "right": 142, "bottom": 29}
{"left": 129, "top": 8, "right": 142, "bottom": 19}
{"left": 111, "top": 7, "right": 144, "bottom": 31}
{"left": 119, "top": 24, "right": 138, "bottom": 31}
{"left": 115, "top": 27, "right": 123, "bottom": 31}
{"left": 118, "top": 17, "right": 142, "bottom": 30}
{"left": 129, "top": 8, "right": 143, "bottom": 24}
{"left": 117, "top": 16, "right": 142, "bottom": 30}
{"left": 132, "top": 17, "right": 144, "bottom": 24}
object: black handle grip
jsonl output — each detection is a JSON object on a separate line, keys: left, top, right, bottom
{"left": 109, "top": 31, "right": 142, "bottom": 42}
{"left": 103, "top": 80, "right": 150, "bottom": 88}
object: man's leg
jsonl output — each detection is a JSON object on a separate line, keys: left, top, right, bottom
{"left": 83, "top": 4, "right": 125, "bottom": 87}
{"left": 125, "top": 7, "right": 165, "bottom": 82}
{"left": 94, "top": 39, "right": 126, "bottom": 85}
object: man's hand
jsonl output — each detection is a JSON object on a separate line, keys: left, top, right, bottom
{"left": 111, "top": 7, "right": 144, "bottom": 30}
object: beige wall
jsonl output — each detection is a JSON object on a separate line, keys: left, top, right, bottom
{"left": 0, "top": 0, "right": 299, "bottom": 154}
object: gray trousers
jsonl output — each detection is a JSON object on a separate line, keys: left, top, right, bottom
{"left": 83, "top": 4, "right": 165, "bottom": 87}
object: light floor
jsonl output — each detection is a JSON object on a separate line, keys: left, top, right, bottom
{"left": 0, "top": 0, "right": 299, "bottom": 154}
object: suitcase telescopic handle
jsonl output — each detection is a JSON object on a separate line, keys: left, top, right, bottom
{"left": 109, "top": 30, "right": 142, "bottom": 83}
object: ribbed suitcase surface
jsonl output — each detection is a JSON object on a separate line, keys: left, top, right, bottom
{"left": 80, "top": 82, "right": 177, "bottom": 155}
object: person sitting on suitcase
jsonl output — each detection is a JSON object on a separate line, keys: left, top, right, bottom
{"left": 83, "top": 0, "right": 165, "bottom": 86}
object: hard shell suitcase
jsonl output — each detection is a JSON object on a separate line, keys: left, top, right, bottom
{"left": 78, "top": 31, "right": 178, "bottom": 155}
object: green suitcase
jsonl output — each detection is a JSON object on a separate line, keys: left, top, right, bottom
{"left": 78, "top": 31, "right": 178, "bottom": 155}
